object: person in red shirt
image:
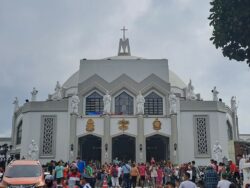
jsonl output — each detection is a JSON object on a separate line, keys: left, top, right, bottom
{"left": 138, "top": 163, "right": 146, "bottom": 188}
{"left": 229, "top": 159, "right": 240, "bottom": 182}
{"left": 68, "top": 165, "right": 81, "bottom": 187}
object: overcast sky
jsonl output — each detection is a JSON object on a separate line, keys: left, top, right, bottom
{"left": 0, "top": 0, "right": 250, "bottom": 137}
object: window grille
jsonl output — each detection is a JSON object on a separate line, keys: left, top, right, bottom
{"left": 85, "top": 92, "right": 103, "bottom": 115}
{"left": 40, "top": 115, "right": 56, "bottom": 157}
{"left": 144, "top": 92, "right": 163, "bottom": 115}
{"left": 194, "top": 116, "right": 210, "bottom": 157}
{"left": 227, "top": 121, "right": 233, "bottom": 140}
{"left": 115, "top": 92, "right": 133, "bottom": 115}
{"left": 16, "top": 121, "right": 22, "bottom": 145}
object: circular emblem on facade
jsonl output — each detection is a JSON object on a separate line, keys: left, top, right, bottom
{"left": 86, "top": 118, "right": 95, "bottom": 132}
{"left": 118, "top": 118, "right": 129, "bottom": 132}
{"left": 153, "top": 118, "right": 161, "bottom": 130}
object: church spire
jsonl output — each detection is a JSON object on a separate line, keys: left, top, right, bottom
{"left": 118, "top": 26, "right": 131, "bottom": 56}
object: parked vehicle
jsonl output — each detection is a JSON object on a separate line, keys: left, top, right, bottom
{"left": 0, "top": 160, "right": 45, "bottom": 188}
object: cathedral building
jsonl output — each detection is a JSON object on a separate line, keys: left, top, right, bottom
{"left": 10, "top": 29, "right": 239, "bottom": 165}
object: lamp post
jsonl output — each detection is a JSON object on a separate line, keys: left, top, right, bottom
{"left": 0, "top": 144, "right": 13, "bottom": 169}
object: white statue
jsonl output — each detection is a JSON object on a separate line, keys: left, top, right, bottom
{"left": 231, "top": 96, "right": 238, "bottom": 113}
{"left": 103, "top": 90, "right": 111, "bottom": 114}
{"left": 31, "top": 87, "right": 38, "bottom": 101}
{"left": 27, "top": 139, "right": 39, "bottom": 160}
{"left": 51, "top": 81, "right": 62, "bottom": 100}
{"left": 213, "top": 140, "right": 222, "bottom": 162}
{"left": 169, "top": 93, "right": 177, "bottom": 114}
{"left": 186, "top": 80, "right": 197, "bottom": 100}
{"left": 71, "top": 94, "right": 80, "bottom": 114}
{"left": 136, "top": 91, "right": 145, "bottom": 115}
{"left": 13, "top": 97, "right": 19, "bottom": 112}
{"left": 212, "top": 86, "right": 219, "bottom": 101}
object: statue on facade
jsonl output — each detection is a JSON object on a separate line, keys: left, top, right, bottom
{"left": 231, "top": 96, "right": 238, "bottom": 113}
{"left": 169, "top": 92, "right": 177, "bottom": 114}
{"left": 71, "top": 93, "right": 80, "bottom": 114}
{"left": 51, "top": 81, "right": 62, "bottom": 100}
{"left": 13, "top": 97, "right": 19, "bottom": 112}
{"left": 27, "top": 139, "right": 39, "bottom": 160}
{"left": 213, "top": 140, "right": 222, "bottom": 162}
{"left": 211, "top": 86, "right": 219, "bottom": 101}
{"left": 136, "top": 91, "right": 145, "bottom": 115}
{"left": 31, "top": 87, "right": 38, "bottom": 101}
{"left": 103, "top": 90, "right": 111, "bottom": 114}
{"left": 186, "top": 80, "right": 197, "bottom": 100}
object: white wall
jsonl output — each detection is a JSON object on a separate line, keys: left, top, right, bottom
{"left": 20, "top": 112, "right": 69, "bottom": 164}
{"left": 179, "top": 111, "right": 229, "bottom": 166}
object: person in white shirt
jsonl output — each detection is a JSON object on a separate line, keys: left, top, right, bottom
{"left": 217, "top": 173, "right": 231, "bottom": 188}
{"left": 238, "top": 154, "right": 246, "bottom": 179}
{"left": 79, "top": 174, "right": 92, "bottom": 188}
{"left": 179, "top": 172, "right": 197, "bottom": 188}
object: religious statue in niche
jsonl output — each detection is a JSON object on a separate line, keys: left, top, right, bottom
{"left": 51, "top": 81, "right": 63, "bottom": 101}
{"left": 213, "top": 140, "right": 222, "bottom": 162}
{"left": 103, "top": 90, "right": 111, "bottom": 115}
{"left": 86, "top": 119, "right": 95, "bottom": 132}
{"left": 169, "top": 92, "right": 177, "bottom": 114}
{"left": 13, "top": 97, "right": 19, "bottom": 112}
{"left": 211, "top": 86, "right": 219, "bottom": 101}
{"left": 136, "top": 91, "right": 145, "bottom": 115}
{"left": 186, "top": 79, "right": 197, "bottom": 100}
{"left": 153, "top": 118, "right": 161, "bottom": 130}
{"left": 118, "top": 118, "right": 129, "bottom": 132}
{"left": 71, "top": 93, "right": 80, "bottom": 115}
{"left": 27, "top": 139, "right": 39, "bottom": 160}
{"left": 31, "top": 87, "right": 38, "bottom": 101}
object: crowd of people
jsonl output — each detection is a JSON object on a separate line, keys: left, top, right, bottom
{"left": 40, "top": 155, "right": 247, "bottom": 188}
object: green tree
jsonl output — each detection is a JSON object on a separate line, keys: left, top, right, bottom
{"left": 208, "top": 0, "right": 250, "bottom": 66}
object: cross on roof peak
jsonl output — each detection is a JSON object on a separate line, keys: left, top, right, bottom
{"left": 121, "top": 26, "right": 128, "bottom": 40}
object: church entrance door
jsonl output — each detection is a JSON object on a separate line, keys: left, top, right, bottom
{"left": 78, "top": 135, "right": 101, "bottom": 162}
{"left": 112, "top": 135, "right": 135, "bottom": 162}
{"left": 146, "top": 135, "right": 169, "bottom": 162}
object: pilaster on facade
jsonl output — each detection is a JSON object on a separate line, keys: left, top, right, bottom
{"left": 69, "top": 113, "right": 78, "bottom": 162}
{"left": 102, "top": 115, "right": 111, "bottom": 164}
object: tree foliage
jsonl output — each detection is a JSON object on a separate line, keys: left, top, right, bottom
{"left": 208, "top": 0, "right": 250, "bottom": 66}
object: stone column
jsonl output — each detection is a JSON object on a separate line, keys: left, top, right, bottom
{"left": 102, "top": 115, "right": 111, "bottom": 164}
{"left": 170, "top": 114, "right": 178, "bottom": 164}
{"left": 69, "top": 113, "right": 77, "bottom": 162}
{"left": 136, "top": 115, "right": 145, "bottom": 163}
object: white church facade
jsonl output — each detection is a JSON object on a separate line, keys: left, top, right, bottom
{"left": 10, "top": 30, "right": 239, "bottom": 165}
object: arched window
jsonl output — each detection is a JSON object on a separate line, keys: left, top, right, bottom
{"left": 85, "top": 92, "right": 103, "bottom": 115}
{"left": 16, "top": 121, "right": 22, "bottom": 145}
{"left": 115, "top": 91, "right": 134, "bottom": 115}
{"left": 144, "top": 92, "right": 163, "bottom": 115}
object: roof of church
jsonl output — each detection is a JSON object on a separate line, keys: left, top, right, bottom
{"left": 62, "top": 68, "right": 186, "bottom": 89}
{"left": 63, "top": 27, "right": 186, "bottom": 90}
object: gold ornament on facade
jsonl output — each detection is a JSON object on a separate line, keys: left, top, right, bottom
{"left": 86, "top": 119, "right": 95, "bottom": 132}
{"left": 118, "top": 118, "right": 129, "bottom": 132}
{"left": 153, "top": 118, "right": 161, "bottom": 130}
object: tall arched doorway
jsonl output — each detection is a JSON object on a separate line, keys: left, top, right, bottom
{"left": 112, "top": 135, "right": 135, "bottom": 162}
{"left": 146, "top": 134, "right": 169, "bottom": 162}
{"left": 78, "top": 135, "right": 101, "bottom": 162}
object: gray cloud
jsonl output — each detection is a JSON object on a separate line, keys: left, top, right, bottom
{"left": 0, "top": 0, "right": 249, "bottom": 137}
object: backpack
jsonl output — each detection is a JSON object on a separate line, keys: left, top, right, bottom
{"left": 112, "top": 167, "right": 118, "bottom": 177}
